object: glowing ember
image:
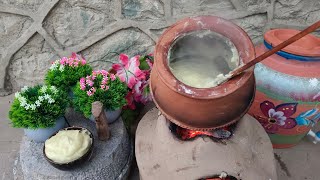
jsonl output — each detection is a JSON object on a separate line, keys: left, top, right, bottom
{"left": 170, "top": 123, "right": 236, "bottom": 140}
{"left": 204, "top": 177, "right": 237, "bottom": 180}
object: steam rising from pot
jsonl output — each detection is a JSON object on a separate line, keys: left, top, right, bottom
{"left": 168, "top": 30, "right": 239, "bottom": 88}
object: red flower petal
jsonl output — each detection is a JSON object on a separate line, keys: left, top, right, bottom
{"left": 280, "top": 118, "right": 297, "bottom": 129}
{"left": 112, "top": 64, "right": 122, "bottom": 71}
{"left": 260, "top": 101, "right": 275, "bottom": 117}
{"left": 255, "top": 115, "right": 269, "bottom": 124}
{"left": 119, "top": 54, "right": 129, "bottom": 65}
{"left": 275, "top": 103, "right": 298, "bottom": 117}
{"left": 262, "top": 123, "right": 279, "bottom": 134}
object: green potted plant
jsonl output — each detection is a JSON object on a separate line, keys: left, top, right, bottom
{"left": 73, "top": 70, "right": 128, "bottom": 123}
{"left": 45, "top": 53, "right": 92, "bottom": 94}
{"left": 9, "top": 85, "right": 68, "bottom": 142}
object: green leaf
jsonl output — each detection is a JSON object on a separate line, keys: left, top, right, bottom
{"left": 139, "top": 56, "right": 150, "bottom": 70}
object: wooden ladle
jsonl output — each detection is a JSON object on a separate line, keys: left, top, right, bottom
{"left": 230, "top": 20, "right": 320, "bottom": 78}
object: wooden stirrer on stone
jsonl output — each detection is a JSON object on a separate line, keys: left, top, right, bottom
{"left": 92, "top": 101, "right": 110, "bottom": 141}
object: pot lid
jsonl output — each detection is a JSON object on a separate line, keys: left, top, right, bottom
{"left": 264, "top": 29, "right": 320, "bottom": 57}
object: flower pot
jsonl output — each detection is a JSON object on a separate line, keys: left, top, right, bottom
{"left": 150, "top": 15, "right": 255, "bottom": 130}
{"left": 89, "top": 108, "right": 122, "bottom": 124}
{"left": 248, "top": 29, "right": 320, "bottom": 148}
{"left": 24, "top": 116, "right": 66, "bottom": 143}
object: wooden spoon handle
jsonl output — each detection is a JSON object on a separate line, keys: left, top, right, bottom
{"left": 231, "top": 20, "right": 320, "bottom": 77}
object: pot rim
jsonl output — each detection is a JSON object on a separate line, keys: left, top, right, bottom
{"left": 154, "top": 15, "right": 255, "bottom": 99}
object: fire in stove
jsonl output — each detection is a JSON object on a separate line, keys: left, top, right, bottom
{"left": 199, "top": 172, "right": 239, "bottom": 180}
{"left": 169, "top": 122, "right": 237, "bottom": 141}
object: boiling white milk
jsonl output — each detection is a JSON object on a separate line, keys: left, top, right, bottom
{"left": 169, "top": 30, "right": 239, "bottom": 88}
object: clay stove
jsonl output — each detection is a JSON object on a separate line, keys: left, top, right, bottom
{"left": 135, "top": 108, "right": 277, "bottom": 180}
{"left": 136, "top": 16, "right": 277, "bottom": 180}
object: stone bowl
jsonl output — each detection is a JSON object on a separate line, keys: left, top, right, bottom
{"left": 150, "top": 15, "right": 256, "bottom": 130}
{"left": 43, "top": 126, "right": 94, "bottom": 170}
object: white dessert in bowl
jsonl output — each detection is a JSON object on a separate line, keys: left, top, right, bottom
{"left": 43, "top": 127, "right": 93, "bottom": 170}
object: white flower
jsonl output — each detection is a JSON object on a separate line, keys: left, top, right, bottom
{"left": 50, "top": 86, "right": 58, "bottom": 94}
{"left": 20, "top": 101, "right": 27, "bottom": 107}
{"left": 49, "top": 60, "right": 59, "bottom": 70}
{"left": 59, "top": 65, "right": 65, "bottom": 72}
{"left": 21, "top": 86, "right": 28, "bottom": 92}
{"left": 38, "top": 96, "right": 44, "bottom": 102}
{"left": 35, "top": 100, "right": 41, "bottom": 107}
{"left": 30, "top": 104, "right": 36, "bottom": 110}
{"left": 15, "top": 92, "right": 21, "bottom": 98}
{"left": 40, "top": 86, "right": 48, "bottom": 93}
{"left": 48, "top": 98, "right": 55, "bottom": 104}
{"left": 24, "top": 104, "right": 30, "bottom": 110}
{"left": 18, "top": 97, "right": 27, "bottom": 104}
{"left": 43, "top": 94, "right": 51, "bottom": 100}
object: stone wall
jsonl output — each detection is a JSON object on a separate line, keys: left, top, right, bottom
{"left": 0, "top": 0, "right": 319, "bottom": 94}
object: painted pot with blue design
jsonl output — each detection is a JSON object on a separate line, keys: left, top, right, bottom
{"left": 248, "top": 29, "right": 320, "bottom": 149}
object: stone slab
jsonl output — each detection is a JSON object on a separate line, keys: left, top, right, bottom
{"left": 17, "top": 109, "right": 132, "bottom": 180}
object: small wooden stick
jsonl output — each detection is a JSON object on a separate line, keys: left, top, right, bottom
{"left": 92, "top": 101, "right": 110, "bottom": 141}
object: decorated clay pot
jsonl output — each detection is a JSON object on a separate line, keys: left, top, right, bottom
{"left": 150, "top": 16, "right": 256, "bottom": 130}
{"left": 248, "top": 29, "right": 320, "bottom": 148}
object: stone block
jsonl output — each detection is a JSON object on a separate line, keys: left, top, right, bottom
{"left": 0, "top": 13, "right": 32, "bottom": 61}
{"left": 81, "top": 28, "right": 155, "bottom": 71}
{"left": 274, "top": 0, "right": 320, "bottom": 24}
{"left": 7, "top": 34, "right": 58, "bottom": 91}
{"left": 233, "top": 13, "right": 268, "bottom": 44}
{"left": 122, "top": 0, "right": 164, "bottom": 20}
{"left": 237, "top": 0, "right": 271, "bottom": 10}
{"left": 0, "top": 0, "right": 44, "bottom": 12}
{"left": 43, "top": 0, "right": 116, "bottom": 47}
{"left": 172, "top": 0, "right": 234, "bottom": 16}
{"left": 17, "top": 110, "right": 133, "bottom": 180}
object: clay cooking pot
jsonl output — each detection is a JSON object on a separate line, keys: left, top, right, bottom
{"left": 150, "top": 16, "right": 256, "bottom": 130}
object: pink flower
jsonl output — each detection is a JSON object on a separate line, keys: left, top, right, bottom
{"left": 102, "top": 78, "right": 108, "bottom": 85}
{"left": 100, "top": 85, "right": 105, "bottom": 89}
{"left": 133, "top": 80, "right": 152, "bottom": 105}
{"left": 124, "top": 91, "right": 136, "bottom": 110}
{"left": 105, "top": 85, "right": 109, "bottom": 90}
{"left": 86, "top": 79, "right": 94, "bottom": 87}
{"left": 100, "top": 70, "right": 108, "bottom": 76}
{"left": 80, "top": 77, "right": 85, "bottom": 83}
{"left": 80, "top": 59, "right": 86, "bottom": 65}
{"left": 68, "top": 59, "right": 74, "bottom": 66}
{"left": 60, "top": 57, "right": 68, "bottom": 65}
{"left": 87, "top": 90, "right": 93, "bottom": 96}
{"left": 73, "top": 61, "right": 79, "bottom": 67}
{"left": 80, "top": 84, "right": 86, "bottom": 90}
{"left": 71, "top": 52, "right": 85, "bottom": 61}
{"left": 112, "top": 54, "right": 145, "bottom": 89}
{"left": 110, "top": 74, "right": 116, "bottom": 81}
{"left": 90, "top": 87, "right": 96, "bottom": 93}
